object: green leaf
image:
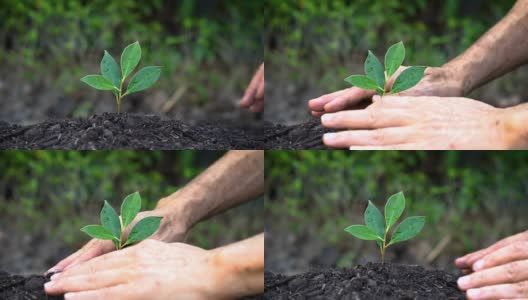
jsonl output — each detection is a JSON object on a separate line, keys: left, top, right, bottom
{"left": 100, "top": 200, "right": 121, "bottom": 238}
{"left": 388, "top": 216, "right": 425, "bottom": 246}
{"left": 121, "top": 192, "right": 141, "bottom": 229}
{"left": 80, "top": 75, "right": 118, "bottom": 91}
{"left": 364, "top": 200, "right": 385, "bottom": 237}
{"left": 101, "top": 50, "right": 121, "bottom": 88}
{"left": 125, "top": 216, "right": 162, "bottom": 245}
{"left": 81, "top": 225, "right": 117, "bottom": 241}
{"left": 120, "top": 41, "right": 142, "bottom": 80}
{"left": 390, "top": 66, "right": 426, "bottom": 94}
{"left": 384, "top": 191, "right": 405, "bottom": 230}
{"left": 124, "top": 66, "right": 161, "bottom": 95}
{"left": 384, "top": 41, "right": 405, "bottom": 78}
{"left": 344, "top": 75, "right": 380, "bottom": 91}
{"left": 344, "top": 225, "right": 382, "bottom": 241}
{"left": 365, "top": 50, "right": 385, "bottom": 88}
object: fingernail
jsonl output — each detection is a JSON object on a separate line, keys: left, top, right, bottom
{"left": 473, "top": 260, "right": 485, "bottom": 271}
{"left": 321, "top": 114, "right": 333, "bottom": 123}
{"left": 65, "top": 292, "right": 76, "bottom": 299}
{"left": 45, "top": 267, "right": 58, "bottom": 275}
{"left": 323, "top": 133, "right": 336, "bottom": 142}
{"left": 457, "top": 276, "right": 470, "bottom": 289}
{"left": 50, "top": 273, "right": 60, "bottom": 281}
{"left": 44, "top": 281, "right": 55, "bottom": 290}
{"left": 467, "top": 288, "right": 481, "bottom": 298}
{"left": 373, "top": 95, "right": 381, "bottom": 101}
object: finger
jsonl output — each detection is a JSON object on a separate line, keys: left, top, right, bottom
{"left": 322, "top": 127, "right": 413, "bottom": 148}
{"left": 321, "top": 109, "right": 411, "bottom": 129}
{"left": 256, "top": 78, "right": 264, "bottom": 100}
{"left": 308, "top": 90, "right": 347, "bottom": 112}
{"left": 63, "top": 243, "right": 115, "bottom": 271}
{"left": 456, "top": 231, "right": 528, "bottom": 269}
{"left": 311, "top": 111, "right": 324, "bottom": 117}
{"left": 62, "top": 284, "right": 141, "bottom": 300}
{"left": 322, "top": 89, "right": 374, "bottom": 113}
{"left": 250, "top": 100, "right": 264, "bottom": 113}
{"left": 473, "top": 241, "right": 528, "bottom": 271}
{"left": 51, "top": 240, "right": 113, "bottom": 273}
{"left": 239, "top": 73, "right": 261, "bottom": 107}
{"left": 59, "top": 248, "right": 133, "bottom": 278}
{"left": 458, "top": 260, "right": 528, "bottom": 290}
{"left": 348, "top": 144, "right": 420, "bottom": 150}
{"left": 45, "top": 270, "right": 132, "bottom": 295}
{"left": 466, "top": 281, "right": 528, "bottom": 300}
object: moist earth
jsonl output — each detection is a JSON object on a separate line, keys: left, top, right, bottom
{"left": 0, "top": 113, "right": 332, "bottom": 150}
{"left": 258, "top": 263, "right": 465, "bottom": 300}
{"left": 0, "top": 271, "right": 62, "bottom": 300}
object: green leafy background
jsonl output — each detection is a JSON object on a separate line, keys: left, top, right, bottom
{"left": 0, "top": 151, "right": 263, "bottom": 274}
{"left": 265, "top": 151, "right": 528, "bottom": 274}
{"left": 0, "top": 0, "right": 262, "bottom": 123}
{"left": 265, "top": 0, "right": 527, "bottom": 123}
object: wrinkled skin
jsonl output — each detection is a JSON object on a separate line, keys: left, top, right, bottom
{"left": 47, "top": 209, "right": 187, "bottom": 274}
{"left": 239, "top": 64, "right": 264, "bottom": 112}
{"left": 320, "top": 95, "right": 518, "bottom": 150}
{"left": 45, "top": 240, "right": 224, "bottom": 300}
{"left": 456, "top": 231, "right": 528, "bottom": 300}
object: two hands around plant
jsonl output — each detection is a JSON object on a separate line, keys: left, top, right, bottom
{"left": 44, "top": 192, "right": 252, "bottom": 300}
{"left": 309, "top": 42, "right": 528, "bottom": 150}
{"left": 456, "top": 230, "right": 528, "bottom": 300}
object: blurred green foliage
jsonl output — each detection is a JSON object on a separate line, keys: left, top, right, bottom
{"left": 265, "top": 151, "right": 528, "bottom": 264}
{"left": 0, "top": 151, "right": 262, "bottom": 249}
{"left": 0, "top": 0, "right": 262, "bottom": 105}
{"left": 266, "top": 0, "right": 516, "bottom": 92}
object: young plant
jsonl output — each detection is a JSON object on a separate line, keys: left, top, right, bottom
{"left": 344, "top": 191, "right": 425, "bottom": 263}
{"left": 81, "top": 192, "right": 162, "bottom": 250}
{"left": 81, "top": 41, "right": 161, "bottom": 112}
{"left": 344, "top": 41, "right": 425, "bottom": 95}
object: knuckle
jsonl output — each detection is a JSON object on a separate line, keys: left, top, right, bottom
{"left": 372, "top": 129, "right": 386, "bottom": 145}
{"left": 505, "top": 262, "right": 520, "bottom": 281}
{"left": 366, "top": 109, "right": 378, "bottom": 127}
{"left": 515, "top": 281, "right": 528, "bottom": 296}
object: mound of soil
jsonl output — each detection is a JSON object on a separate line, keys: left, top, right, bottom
{"left": 0, "top": 271, "right": 62, "bottom": 300}
{"left": 0, "top": 114, "right": 330, "bottom": 150}
{"left": 261, "top": 263, "right": 465, "bottom": 300}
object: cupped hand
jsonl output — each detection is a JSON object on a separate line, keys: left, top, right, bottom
{"left": 455, "top": 230, "right": 528, "bottom": 300}
{"left": 45, "top": 240, "right": 227, "bottom": 300}
{"left": 47, "top": 208, "right": 187, "bottom": 274}
{"left": 308, "top": 66, "right": 465, "bottom": 117}
{"left": 239, "top": 64, "right": 264, "bottom": 112}
{"left": 321, "top": 95, "right": 519, "bottom": 150}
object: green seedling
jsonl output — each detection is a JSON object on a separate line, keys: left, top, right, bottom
{"left": 344, "top": 41, "right": 425, "bottom": 95}
{"left": 81, "top": 192, "right": 162, "bottom": 250}
{"left": 345, "top": 191, "right": 425, "bottom": 263}
{"left": 81, "top": 41, "right": 161, "bottom": 112}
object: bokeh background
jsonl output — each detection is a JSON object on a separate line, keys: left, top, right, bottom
{"left": 265, "top": 151, "right": 528, "bottom": 275}
{"left": 0, "top": 151, "right": 263, "bottom": 275}
{"left": 265, "top": 0, "right": 528, "bottom": 124}
{"left": 0, "top": 0, "right": 262, "bottom": 125}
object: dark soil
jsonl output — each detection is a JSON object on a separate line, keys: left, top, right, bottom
{"left": 259, "top": 263, "right": 465, "bottom": 300}
{"left": 0, "top": 113, "right": 331, "bottom": 150}
{"left": 0, "top": 271, "right": 62, "bottom": 300}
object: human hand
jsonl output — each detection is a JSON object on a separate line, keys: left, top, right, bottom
{"left": 321, "top": 95, "right": 525, "bottom": 150}
{"left": 47, "top": 208, "right": 187, "bottom": 274}
{"left": 239, "top": 64, "right": 264, "bottom": 112}
{"left": 308, "top": 66, "right": 465, "bottom": 117}
{"left": 456, "top": 230, "right": 528, "bottom": 300}
{"left": 45, "top": 240, "right": 258, "bottom": 300}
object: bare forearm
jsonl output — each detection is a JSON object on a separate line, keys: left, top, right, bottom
{"left": 444, "top": 0, "right": 528, "bottom": 94}
{"left": 210, "top": 233, "right": 264, "bottom": 297}
{"left": 157, "top": 150, "right": 264, "bottom": 229}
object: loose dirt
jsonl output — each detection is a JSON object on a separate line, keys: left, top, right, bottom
{"left": 0, "top": 114, "right": 331, "bottom": 150}
{"left": 0, "top": 271, "right": 62, "bottom": 300}
{"left": 259, "top": 263, "right": 465, "bottom": 300}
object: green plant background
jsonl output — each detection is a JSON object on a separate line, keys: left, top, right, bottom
{"left": 0, "top": 0, "right": 262, "bottom": 122}
{"left": 265, "top": 0, "right": 527, "bottom": 123}
{"left": 0, "top": 151, "right": 263, "bottom": 274}
{"left": 265, "top": 151, "right": 528, "bottom": 273}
